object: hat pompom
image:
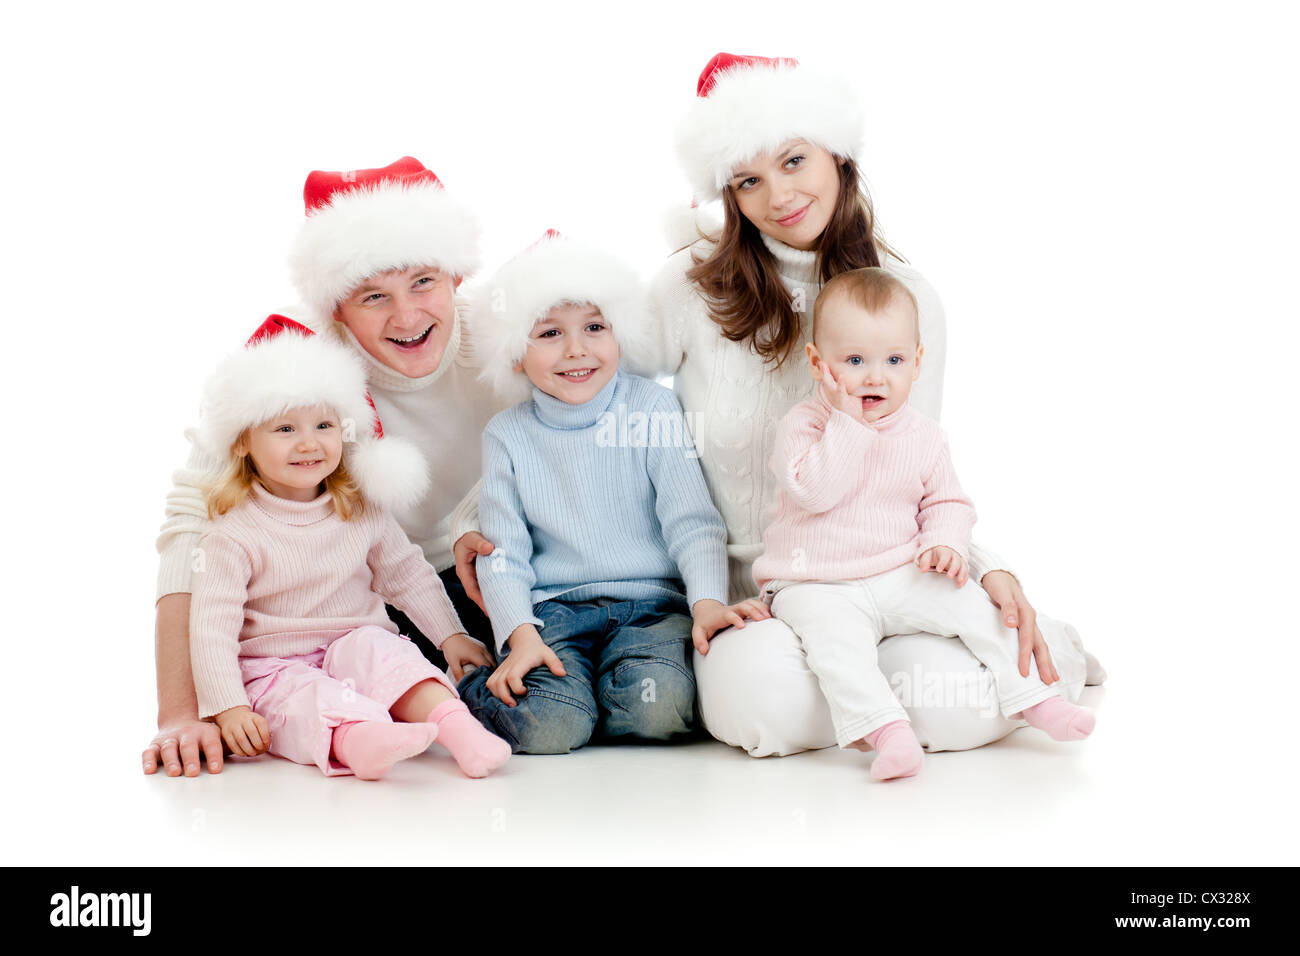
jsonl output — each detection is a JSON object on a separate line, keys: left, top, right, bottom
{"left": 345, "top": 434, "right": 431, "bottom": 517}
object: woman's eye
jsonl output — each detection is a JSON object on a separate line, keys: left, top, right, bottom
{"left": 736, "top": 176, "right": 758, "bottom": 190}
{"left": 786, "top": 155, "right": 805, "bottom": 168}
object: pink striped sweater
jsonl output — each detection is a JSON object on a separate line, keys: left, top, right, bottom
{"left": 752, "top": 390, "right": 977, "bottom": 589}
{"left": 189, "top": 483, "right": 467, "bottom": 718}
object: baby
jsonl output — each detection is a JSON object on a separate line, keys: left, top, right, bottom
{"left": 752, "top": 267, "right": 1095, "bottom": 780}
{"left": 459, "top": 232, "right": 768, "bottom": 753}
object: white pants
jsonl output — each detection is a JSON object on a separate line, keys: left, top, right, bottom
{"left": 695, "top": 576, "right": 1101, "bottom": 757}
{"left": 768, "top": 565, "right": 1058, "bottom": 747}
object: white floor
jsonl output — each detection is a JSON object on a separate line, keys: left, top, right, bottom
{"left": 11, "top": 673, "right": 1295, "bottom": 867}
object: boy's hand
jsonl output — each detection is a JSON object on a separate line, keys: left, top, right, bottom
{"left": 441, "top": 633, "right": 494, "bottom": 682}
{"left": 690, "top": 598, "right": 772, "bottom": 655}
{"left": 819, "top": 367, "right": 865, "bottom": 422}
{"left": 486, "top": 625, "right": 566, "bottom": 707}
{"left": 454, "top": 532, "right": 496, "bottom": 614}
{"left": 917, "top": 545, "right": 968, "bottom": 587}
{"left": 214, "top": 706, "right": 270, "bottom": 757}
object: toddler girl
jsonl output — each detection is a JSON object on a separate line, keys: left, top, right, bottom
{"left": 189, "top": 327, "right": 511, "bottom": 779}
{"left": 458, "top": 231, "right": 769, "bottom": 753}
{"left": 753, "top": 267, "right": 1096, "bottom": 781}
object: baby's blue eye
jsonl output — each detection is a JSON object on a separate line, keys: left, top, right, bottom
{"left": 847, "top": 356, "right": 863, "bottom": 366}
{"left": 888, "top": 356, "right": 903, "bottom": 366}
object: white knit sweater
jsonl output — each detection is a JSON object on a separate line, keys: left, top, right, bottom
{"left": 645, "top": 235, "right": 1008, "bottom": 601}
{"left": 156, "top": 297, "right": 509, "bottom": 601}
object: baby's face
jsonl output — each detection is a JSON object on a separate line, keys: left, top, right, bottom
{"left": 518, "top": 302, "right": 620, "bottom": 404}
{"left": 808, "top": 292, "right": 922, "bottom": 423}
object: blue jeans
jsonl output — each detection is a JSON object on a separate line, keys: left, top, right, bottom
{"left": 458, "top": 595, "right": 697, "bottom": 754}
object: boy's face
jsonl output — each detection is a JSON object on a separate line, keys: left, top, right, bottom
{"left": 333, "top": 264, "right": 457, "bottom": 379}
{"left": 516, "top": 302, "right": 620, "bottom": 405}
{"left": 242, "top": 403, "right": 344, "bottom": 502}
{"left": 807, "top": 290, "right": 923, "bottom": 423}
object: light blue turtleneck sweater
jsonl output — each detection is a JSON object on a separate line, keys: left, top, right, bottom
{"left": 476, "top": 370, "right": 729, "bottom": 652}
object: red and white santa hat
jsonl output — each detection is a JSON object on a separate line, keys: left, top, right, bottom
{"left": 472, "top": 231, "right": 657, "bottom": 404}
{"left": 288, "top": 157, "right": 481, "bottom": 328}
{"left": 196, "top": 316, "right": 430, "bottom": 513}
{"left": 674, "top": 52, "right": 864, "bottom": 202}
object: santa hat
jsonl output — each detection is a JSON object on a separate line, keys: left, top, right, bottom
{"left": 674, "top": 53, "right": 864, "bottom": 202}
{"left": 288, "top": 156, "right": 481, "bottom": 328}
{"left": 472, "top": 231, "right": 657, "bottom": 404}
{"left": 196, "top": 316, "right": 429, "bottom": 514}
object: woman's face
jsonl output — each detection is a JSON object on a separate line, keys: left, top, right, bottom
{"left": 728, "top": 140, "right": 843, "bottom": 251}
{"left": 333, "top": 265, "right": 457, "bottom": 378}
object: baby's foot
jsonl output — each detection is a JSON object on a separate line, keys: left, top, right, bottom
{"left": 332, "top": 720, "right": 438, "bottom": 780}
{"left": 428, "top": 699, "right": 511, "bottom": 778}
{"left": 1018, "top": 696, "right": 1095, "bottom": 741}
{"left": 863, "top": 720, "right": 924, "bottom": 781}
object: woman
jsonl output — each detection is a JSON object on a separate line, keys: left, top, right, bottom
{"left": 650, "top": 52, "right": 1103, "bottom": 756}
{"left": 143, "top": 157, "right": 507, "bottom": 776}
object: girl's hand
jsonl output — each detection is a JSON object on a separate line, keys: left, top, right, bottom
{"left": 979, "top": 570, "right": 1060, "bottom": 684}
{"left": 441, "top": 633, "right": 494, "bottom": 682}
{"left": 142, "top": 717, "right": 226, "bottom": 777}
{"left": 690, "top": 598, "right": 772, "bottom": 655}
{"left": 214, "top": 706, "right": 270, "bottom": 757}
{"left": 454, "top": 532, "right": 496, "bottom": 614}
{"left": 486, "top": 626, "right": 565, "bottom": 707}
{"left": 819, "top": 367, "right": 864, "bottom": 422}
{"left": 917, "top": 545, "right": 968, "bottom": 587}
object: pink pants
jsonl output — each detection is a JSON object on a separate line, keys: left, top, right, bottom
{"left": 239, "top": 625, "right": 456, "bottom": 776}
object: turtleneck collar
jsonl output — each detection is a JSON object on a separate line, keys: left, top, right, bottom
{"left": 760, "top": 233, "right": 820, "bottom": 285}
{"left": 531, "top": 369, "right": 622, "bottom": 430}
{"left": 814, "top": 385, "right": 915, "bottom": 434}
{"left": 330, "top": 296, "right": 465, "bottom": 394}
{"left": 248, "top": 481, "right": 336, "bottom": 527}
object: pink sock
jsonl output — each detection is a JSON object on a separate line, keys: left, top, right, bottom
{"left": 1019, "top": 696, "right": 1096, "bottom": 741}
{"left": 862, "top": 720, "right": 924, "bottom": 781}
{"left": 332, "top": 720, "right": 437, "bottom": 781}
{"left": 428, "top": 699, "right": 511, "bottom": 778}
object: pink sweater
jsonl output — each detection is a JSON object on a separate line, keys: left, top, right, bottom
{"left": 190, "top": 483, "right": 467, "bottom": 718}
{"left": 752, "top": 390, "right": 976, "bottom": 589}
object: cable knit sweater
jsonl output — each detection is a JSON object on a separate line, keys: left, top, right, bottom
{"left": 156, "top": 297, "right": 508, "bottom": 601}
{"left": 751, "top": 393, "right": 976, "bottom": 588}
{"left": 189, "top": 483, "right": 468, "bottom": 718}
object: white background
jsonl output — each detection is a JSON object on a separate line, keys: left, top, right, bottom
{"left": 2, "top": 0, "right": 1297, "bottom": 866}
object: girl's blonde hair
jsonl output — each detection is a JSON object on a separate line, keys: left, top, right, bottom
{"left": 204, "top": 427, "right": 365, "bottom": 521}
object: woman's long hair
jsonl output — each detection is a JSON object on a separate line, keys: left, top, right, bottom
{"left": 685, "top": 156, "right": 900, "bottom": 369}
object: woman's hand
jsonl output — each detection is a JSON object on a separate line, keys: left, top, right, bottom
{"left": 486, "top": 626, "right": 565, "bottom": 707}
{"left": 979, "top": 570, "right": 1059, "bottom": 683}
{"left": 214, "top": 706, "right": 271, "bottom": 757}
{"left": 453, "top": 532, "right": 496, "bottom": 614}
{"left": 142, "top": 717, "right": 226, "bottom": 777}
{"left": 690, "top": 598, "right": 772, "bottom": 655}
{"left": 441, "top": 633, "right": 494, "bottom": 682}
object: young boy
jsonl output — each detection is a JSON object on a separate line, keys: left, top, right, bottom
{"left": 752, "top": 267, "right": 1095, "bottom": 781}
{"left": 459, "top": 232, "right": 768, "bottom": 754}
